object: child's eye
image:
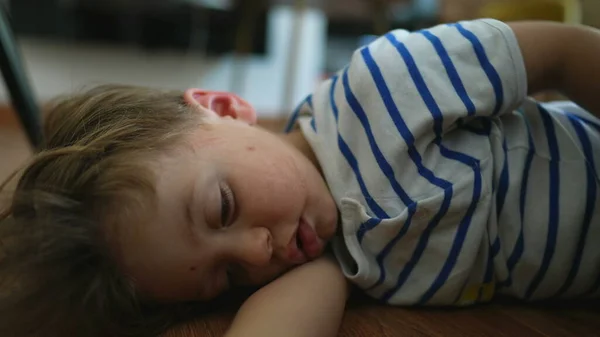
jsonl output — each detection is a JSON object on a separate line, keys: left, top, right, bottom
{"left": 219, "top": 185, "right": 234, "bottom": 227}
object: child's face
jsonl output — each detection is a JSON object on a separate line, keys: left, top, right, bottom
{"left": 119, "top": 90, "right": 338, "bottom": 302}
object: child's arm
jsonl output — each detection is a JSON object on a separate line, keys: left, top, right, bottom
{"left": 225, "top": 255, "right": 349, "bottom": 337}
{"left": 509, "top": 22, "right": 600, "bottom": 115}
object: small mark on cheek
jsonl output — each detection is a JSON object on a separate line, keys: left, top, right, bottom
{"left": 246, "top": 146, "right": 256, "bottom": 151}
{"left": 189, "top": 266, "right": 197, "bottom": 271}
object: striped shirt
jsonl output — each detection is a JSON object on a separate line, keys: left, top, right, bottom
{"left": 286, "top": 19, "right": 600, "bottom": 305}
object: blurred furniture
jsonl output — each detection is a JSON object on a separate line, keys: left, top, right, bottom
{"left": 0, "top": 5, "right": 42, "bottom": 149}
{"left": 479, "top": 0, "right": 582, "bottom": 23}
{"left": 581, "top": 0, "right": 600, "bottom": 28}
{"left": 9, "top": 0, "right": 269, "bottom": 56}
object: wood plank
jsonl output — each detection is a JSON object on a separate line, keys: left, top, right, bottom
{"left": 164, "top": 292, "right": 600, "bottom": 337}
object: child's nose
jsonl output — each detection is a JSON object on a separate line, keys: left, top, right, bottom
{"left": 234, "top": 227, "right": 273, "bottom": 267}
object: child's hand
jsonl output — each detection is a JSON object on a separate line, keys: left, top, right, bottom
{"left": 225, "top": 255, "right": 349, "bottom": 337}
{"left": 509, "top": 22, "right": 600, "bottom": 116}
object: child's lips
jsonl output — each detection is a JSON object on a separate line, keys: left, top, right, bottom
{"left": 297, "top": 218, "right": 323, "bottom": 259}
{"left": 286, "top": 218, "right": 323, "bottom": 264}
{"left": 286, "top": 230, "right": 306, "bottom": 264}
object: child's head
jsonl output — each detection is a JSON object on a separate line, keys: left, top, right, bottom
{"left": 0, "top": 85, "right": 338, "bottom": 337}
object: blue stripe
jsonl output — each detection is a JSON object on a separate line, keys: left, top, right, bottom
{"left": 340, "top": 62, "right": 418, "bottom": 257}
{"left": 310, "top": 117, "right": 316, "bottom": 132}
{"left": 562, "top": 113, "right": 600, "bottom": 296}
{"left": 490, "top": 236, "right": 501, "bottom": 257}
{"left": 307, "top": 95, "right": 313, "bottom": 109}
{"left": 485, "top": 237, "right": 501, "bottom": 284}
{"left": 418, "top": 146, "right": 482, "bottom": 304}
{"left": 561, "top": 110, "right": 600, "bottom": 133}
{"left": 357, "top": 217, "right": 383, "bottom": 243}
{"left": 342, "top": 66, "right": 414, "bottom": 207}
{"left": 551, "top": 114, "right": 597, "bottom": 297}
{"left": 501, "top": 111, "right": 535, "bottom": 288}
{"left": 524, "top": 105, "right": 560, "bottom": 299}
{"left": 356, "top": 48, "right": 432, "bottom": 291}
{"left": 284, "top": 96, "right": 307, "bottom": 133}
{"left": 451, "top": 23, "right": 504, "bottom": 115}
{"left": 381, "top": 33, "right": 483, "bottom": 304}
{"left": 377, "top": 193, "right": 451, "bottom": 295}
{"left": 329, "top": 75, "right": 389, "bottom": 219}
{"left": 483, "top": 237, "right": 501, "bottom": 288}
{"left": 366, "top": 203, "right": 418, "bottom": 291}
{"left": 284, "top": 94, "right": 314, "bottom": 133}
{"left": 284, "top": 105, "right": 301, "bottom": 133}
{"left": 338, "top": 138, "right": 388, "bottom": 218}
{"left": 362, "top": 34, "right": 456, "bottom": 300}
{"left": 361, "top": 45, "right": 413, "bottom": 146}
{"left": 343, "top": 61, "right": 422, "bottom": 288}
{"left": 496, "top": 139, "right": 509, "bottom": 216}
{"left": 418, "top": 30, "right": 476, "bottom": 116}
{"left": 330, "top": 76, "right": 340, "bottom": 118}
{"left": 360, "top": 39, "right": 451, "bottom": 190}
{"left": 384, "top": 33, "right": 442, "bottom": 136}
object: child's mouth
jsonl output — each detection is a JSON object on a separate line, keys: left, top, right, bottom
{"left": 287, "top": 231, "right": 306, "bottom": 264}
{"left": 297, "top": 218, "right": 323, "bottom": 259}
{"left": 287, "top": 218, "right": 323, "bottom": 264}
{"left": 296, "top": 232, "right": 304, "bottom": 251}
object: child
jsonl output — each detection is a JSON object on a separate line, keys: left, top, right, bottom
{"left": 1, "top": 18, "right": 600, "bottom": 337}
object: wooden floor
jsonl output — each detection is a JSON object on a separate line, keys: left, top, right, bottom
{"left": 164, "top": 294, "right": 600, "bottom": 337}
{"left": 1, "top": 119, "right": 599, "bottom": 337}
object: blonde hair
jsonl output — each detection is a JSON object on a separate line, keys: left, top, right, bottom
{"left": 0, "top": 85, "right": 205, "bottom": 337}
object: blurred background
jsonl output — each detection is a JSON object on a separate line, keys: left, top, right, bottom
{"left": 0, "top": 0, "right": 599, "bottom": 179}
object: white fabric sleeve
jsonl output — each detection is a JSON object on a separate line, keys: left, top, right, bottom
{"left": 341, "top": 18, "right": 527, "bottom": 142}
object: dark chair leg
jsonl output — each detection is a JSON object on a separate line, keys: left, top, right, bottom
{"left": 0, "top": 5, "right": 42, "bottom": 150}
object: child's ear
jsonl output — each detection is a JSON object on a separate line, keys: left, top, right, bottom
{"left": 183, "top": 88, "right": 257, "bottom": 125}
